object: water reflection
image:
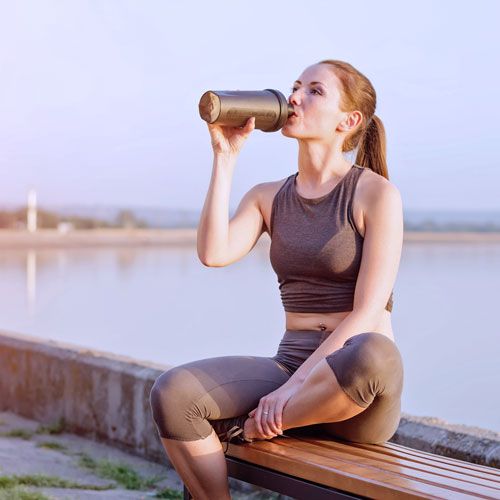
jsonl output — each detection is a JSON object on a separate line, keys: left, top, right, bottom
{"left": 26, "top": 251, "right": 36, "bottom": 315}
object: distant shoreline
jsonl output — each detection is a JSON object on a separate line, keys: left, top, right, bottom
{"left": 1, "top": 228, "right": 500, "bottom": 248}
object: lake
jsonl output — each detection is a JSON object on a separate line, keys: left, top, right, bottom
{"left": 0, "top": 238, "right": 499, "bottom": 433}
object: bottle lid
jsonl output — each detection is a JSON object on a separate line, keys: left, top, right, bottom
{"left": 199, "top": 91, "right": 220, "bottom": 123}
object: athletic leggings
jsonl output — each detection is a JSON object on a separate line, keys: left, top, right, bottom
{"left": 149, "top": 329, "right": 404, "bottom": 445}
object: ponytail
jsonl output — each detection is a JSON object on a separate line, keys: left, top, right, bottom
{"left": 355, "top": 114, "right": 389, "bottom": 180}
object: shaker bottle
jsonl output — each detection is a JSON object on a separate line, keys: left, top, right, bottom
{"left": 198, "top": 89, "right": 294, "bottom": 132}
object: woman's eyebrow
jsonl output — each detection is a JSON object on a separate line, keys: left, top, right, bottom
{"left": 294, "top": 80, "right": 325, "bottom": 86}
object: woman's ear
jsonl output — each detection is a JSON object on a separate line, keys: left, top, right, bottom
{"left": 339, "top": 111, "right": 363, "bottom": 132}
{"left": 339, "top": 116, "right": 351, "bottom": 131}
{"left": 337, "top": 112, "right": 354, "bottom": 132}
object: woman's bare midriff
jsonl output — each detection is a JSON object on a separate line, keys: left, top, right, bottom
{"left": 285, "top": 310, "right": 394, "bottom": 341}
{"left": 259, "top": 173, "right": 394, "bottom": 341}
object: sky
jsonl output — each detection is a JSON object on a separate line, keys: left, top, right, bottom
{"left": 0, "top": 0, "right": 499, "bottom": 212}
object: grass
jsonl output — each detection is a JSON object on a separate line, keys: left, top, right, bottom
{"left": 77, "top": 452, "right": 164, "bottom": 490}
{"left": 36, "top": 441, "right": 67, "bottom": 451}
{"left": 0, "top": 473, "right": 116, "bottom": 498}
{"left": 0, "top": 487, "right": 51, "bottom": 499}
{"left": 35, "top": 418, "right": 66, "bottom": 435}
{"left": 154, "top": 487, "right": 184, "bottom": 499}
{"left": 0, "top": 474, "right": 114, "bottom": 491}
{"left": 0, "top": 418, "right": 183, "bottom": 497}
{"left": 0, "top": 417, "right": 66, "bottom": 441}
{"left": 0, "top": 429, "right": 34, "bottom": 440}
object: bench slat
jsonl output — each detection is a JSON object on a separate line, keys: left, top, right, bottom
{"left": 359, "top": 442, "right": 500, "bottom": 478}
{"left": 275, "top": 436, "right": 500, "bottom": 498}
{"left": 290, "top": 436, "right": 500, "bottom": 486}
{"left": 228, "top": 440, "right": 450, "bottom": 499}
{"left": 286, "top": 428, "right": 500, "bottom": 478}
{"left": 226, "top": 436, "right": 499, "bottom": 500}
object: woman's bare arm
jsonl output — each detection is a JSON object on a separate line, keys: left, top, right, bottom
{"left": 197, "top": 116, "right": 266, "bottom": 267}
{"left": 197, "top": 154, "right": 265, "bottom": 267}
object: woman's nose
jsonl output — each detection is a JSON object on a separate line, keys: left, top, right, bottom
{"left": 289, "top": 89, "right": 301, "bottom": 107}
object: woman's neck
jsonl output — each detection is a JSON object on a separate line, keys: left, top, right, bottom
{"left": 297, "top": 139, "right": 352, "bottom": 186}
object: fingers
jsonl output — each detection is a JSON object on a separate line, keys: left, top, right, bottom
{"left": 244, "top": 116, "right": 256, "bottom": 132}
{"left": 272, "top": 404, "right": 285, "bottom": 435}
{"left": 266, "top": 407, "right": 283, "bottom": 435}
{"left": 250, "top": 398, "right": 286, "bottom": 440}
{"left": 255, "top": 405, "right": 275, "bottom": 438}
{"left": 235, "top": 116, "right": 255, "bottom": 137}
{"left": 254, "top": 406, "right": 265, "bottom": 436}
{"left": 261, "top": 408, "right": 274, "bottom": 436}
{"left": 257, "top": 405, "right": 282, "bottom": 437}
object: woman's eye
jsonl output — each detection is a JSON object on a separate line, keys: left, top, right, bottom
{"left": 290, "top": 87, "right": 321, "bottom": 95}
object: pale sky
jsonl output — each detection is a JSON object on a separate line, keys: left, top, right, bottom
{"left": 1, "top": 0, "right": 499, "bottom": 212}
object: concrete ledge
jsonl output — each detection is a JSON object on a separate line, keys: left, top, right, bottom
{"left": 0, "top": 329, "right": 168, "bottom": 465}
{"left": 1, "top": 329, "right": 498, "bottom": 470}
{"left": 393, "top": 413, "right": 500, "bottom": 468}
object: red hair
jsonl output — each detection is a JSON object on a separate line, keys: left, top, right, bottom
{"left": 318, "top": 59, "right": 388, "bottom": 179}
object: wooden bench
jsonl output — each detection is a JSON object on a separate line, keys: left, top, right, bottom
{"left": 182, "top": 428, "right": 500, "bottom": 499}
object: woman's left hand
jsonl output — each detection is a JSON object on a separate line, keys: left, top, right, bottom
{"left": 248, "top": 382, "right": 301, "bottom": 437}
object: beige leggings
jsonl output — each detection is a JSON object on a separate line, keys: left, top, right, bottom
{"left": 149, "top": 330, "right": 404, "bottom": 445}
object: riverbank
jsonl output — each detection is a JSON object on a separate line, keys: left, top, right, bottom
{"left": 1, "top": 228, "right": 500, "bottom": 249}
{"left": 1, "top": 329, "right": 499, "bottom": 472}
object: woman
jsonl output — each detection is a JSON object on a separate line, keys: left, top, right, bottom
{"left": 150, "top": 59, "right": 404, "bottom": 500}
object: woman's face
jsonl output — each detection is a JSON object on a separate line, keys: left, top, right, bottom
{"left": 281, "top": 63, "right": 350, "bottom": 141}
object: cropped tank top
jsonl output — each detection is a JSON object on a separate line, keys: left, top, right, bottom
{"left": 269, "top": 164, "right": 394, "bottom": 313}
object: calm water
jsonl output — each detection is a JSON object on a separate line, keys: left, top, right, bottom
{"left": 0, "top": 240, "right": 499, "bottom": 433}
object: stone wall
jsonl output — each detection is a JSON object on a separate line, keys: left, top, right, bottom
{"left": 0, "top": 330, "right": 167, "bottom": 464}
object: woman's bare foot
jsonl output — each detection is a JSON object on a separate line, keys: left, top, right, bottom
{"left": 243, "top": 417, "right": 283, "bottom": 441}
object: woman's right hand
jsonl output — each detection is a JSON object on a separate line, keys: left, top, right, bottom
{"left": 207, "top": 116, "right": 256, "bottom": 157}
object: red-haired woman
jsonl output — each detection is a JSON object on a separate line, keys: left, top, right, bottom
{"left": 150, "top": 60, "right": 404, "bottom": 500}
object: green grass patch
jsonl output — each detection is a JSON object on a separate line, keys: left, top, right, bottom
{"left": 0, "top": 486, "right": 51, "bottom": 499}
{"left": 0, "top": 429, "right": 34, "bottom": 440}
{"left": 0, "top": 473, "right": 115, "bottom": 491}
{"left": 154, "top": 487, "right": 184, "bottom": 498}
{"left": 0, "top": 421, "right": 67, "bottom": 440}
{"left": 77, "top": 453, "right": 163, "bottom": 490}
{"left": 35, "top": 418, "right": 66, "bottom": 435}
{"left": 36, "top": 441, "right": 67, "bottom": 451}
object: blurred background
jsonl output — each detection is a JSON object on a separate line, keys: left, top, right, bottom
{"left": 0, "top": 0, "right": 499, "bottom": 432}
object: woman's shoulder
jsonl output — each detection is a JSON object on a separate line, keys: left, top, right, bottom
{"left": 356, "top": 167, "right": 401, "bottom": 208}
{"left": 252, "top": 174, "right": 294, "bottom": 205}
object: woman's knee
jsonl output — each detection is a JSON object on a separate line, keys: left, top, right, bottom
{"left": 335, "top": 332, "right": 402, "bottom": 375}
{"left": 346, "top": 332, "right": 402, "bottom": 373}
{"left": 149, "top": 367, "right": 212, "bottom": 441}
{"left": 150, "top": 368, "right": 182, "bottom": 418}
{"left": 324, "top": 332, "right": 403, "bottom": 407}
